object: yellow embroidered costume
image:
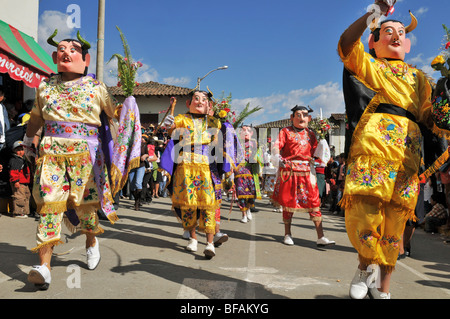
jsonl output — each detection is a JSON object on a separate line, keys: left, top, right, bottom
{"left": 338, "top": 38, "right": 438, "bottom": 271}
{"left": 30, "top": 74, "right": 117, "bottom": 251}
{"left": 170, "top": 113, "right": 221, "bottom": 234}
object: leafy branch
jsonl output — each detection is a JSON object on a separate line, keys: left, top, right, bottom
{"left": 233, "top": 102, "right": 263, "bottom": 129}
{"left": 108, "top": 26, "right": 142, "bottom": 97}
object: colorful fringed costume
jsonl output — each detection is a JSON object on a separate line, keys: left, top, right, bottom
{"left": 160, "top": 113, "right": 224, "bottom": 234}
{"left": 218, "top": 121, "right": 243, "bottom": 221}
{"left": 234, "top": 138, "right": 262, "bottom": 212}
{"left": 338, "top": 38, "right": 447, "bottom": 271}
{"left": 29, "top": 74, "right": 140, "bottom": 251}
{"left": 271, "top": 126, "right": 322, "bottom": 222}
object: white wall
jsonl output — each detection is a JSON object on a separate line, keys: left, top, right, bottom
{"left": 329, "top": 121, "right": 345, "bottom": 156}
{"left": 114, "top": 95, "right": 191, "bottom": 123}
{"left": 0, "top": 0, "right": 39, "bottom": 39}
{"left": 0, "top": 0, "right": 40, "bottom": 102}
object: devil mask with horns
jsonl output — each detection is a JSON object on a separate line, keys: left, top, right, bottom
{"left": 368, "top": 11, "right": 417, "bottom": 61}
{"left": 47, "top": 29, "right": 92, "bottom": 76}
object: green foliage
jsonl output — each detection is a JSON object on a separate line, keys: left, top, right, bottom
{"left": 108, "top": 26, "right": 142, "bottom": 97}
{"left": 232, "top": 102, "right": 262, "bottom": 129}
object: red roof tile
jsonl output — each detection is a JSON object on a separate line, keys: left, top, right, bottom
{"left": 107, "top": 81, "right": 192, "bottom": 96}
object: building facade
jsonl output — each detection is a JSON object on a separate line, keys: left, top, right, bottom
{"left": 108, "top": 81, "right": 193, "bottom": 128}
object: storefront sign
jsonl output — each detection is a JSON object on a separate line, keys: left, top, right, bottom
{"left": 0, "top": 51, "right": 46, "bottom": 88}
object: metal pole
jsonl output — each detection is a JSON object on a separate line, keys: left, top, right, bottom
{"left": 96, "top": 0, "right": 105, "bottom": 81}
{"left": 197, "top": 65, "right": 228, "bottom": 90}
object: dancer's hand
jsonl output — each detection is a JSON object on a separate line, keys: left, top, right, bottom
{"left": 375, "top": 0, "right": 395, "bottom": 16}
{"left": 163, "top": 115, "right": 174, "bottom": 128}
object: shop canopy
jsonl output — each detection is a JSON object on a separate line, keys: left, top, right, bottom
{"left": 0, "top": 19, "right": 56, "bottom": 88}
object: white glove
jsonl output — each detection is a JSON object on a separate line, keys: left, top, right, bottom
{"left": 383, "top": 0, "right": 396, "bottom": 6}
{"left": 163, "top": 115, "right": 174, "bottom": 128}
{"left": 23, "top": 135, "right": 36, "bottom": 161}
{"left": 374, "top": 0, "right": 396, "bottom": 15}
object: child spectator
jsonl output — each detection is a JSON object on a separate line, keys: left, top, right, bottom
{"left": 9, "top": 141, "right": 31, "bottom": 218}
{"left": 423, "top": 192, "right": 448, "bottom": 233}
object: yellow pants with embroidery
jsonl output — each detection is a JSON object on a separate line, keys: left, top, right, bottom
{"left": 171, "top": 154, "right": 218, "bottom": 234}
{"left": 345, "top": 199, "right": 408, "bottom": 273}
{"left": 175, "top": 207, "right": 216, "bottom": 234}
{"left": 31, "top": 140, "right": 103, "bottom": 252}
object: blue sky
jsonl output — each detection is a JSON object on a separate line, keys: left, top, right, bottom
{"left": 38, "top": 0, "right": 450, "bottom": 125}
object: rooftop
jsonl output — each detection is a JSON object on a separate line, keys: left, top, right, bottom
{"left": 107, "top": 81, "right": 192, "bottom": 97}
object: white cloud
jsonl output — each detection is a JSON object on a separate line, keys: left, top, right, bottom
{"left": 136, "top": 63, "right": 159, "bottom": 83}
{"left": 103, "top": 58, "right": 159, "bottom": 87}
{"left": 406, "top": 53, "right": 425, "bottom": 66}
{"left": 38, "top": 10, "right": 76, "bottom": 55}
{"left": 406, "top": 53, "right": 440, "bottom": 80}
{"left": 232, "top": 82, "right": 345, "bottom": 126}
{"left": 408, "top": 33, "right": 417, "bottom": 47}
{"left": 415, "top": 7, "right": 429, "bottom": 16}
{"left": 163, "top": 77, "right": 191, "bottom": 87}
{"left": 39, "top": 10, "right": 161, "bottom": 86}
{"left": 39, "top": 9, "right": 187, "bottom": 88}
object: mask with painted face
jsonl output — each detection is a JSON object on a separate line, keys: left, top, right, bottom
{"left": 368, "top": 11, "right": 417, "bottom": 61}
{"left": 290, "top": 105, "right": 313, "bottom": 130}
{"left": 47, "top": 29, "right": 91, "bottom": 76}
{"left": 186, "top": 90, "right": 212, "bottom": 115}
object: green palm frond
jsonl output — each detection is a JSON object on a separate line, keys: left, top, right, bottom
{"left": 233, "top": 102, "right": 263, "bottom": 129}
{"left": 108, "top": 26, "right": 142, "bottom": 97}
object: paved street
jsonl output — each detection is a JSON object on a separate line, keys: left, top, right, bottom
{"left": 0, "top": 195, "right": 449, "bottom": 301}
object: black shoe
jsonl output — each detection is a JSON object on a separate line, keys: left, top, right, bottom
{"left": 250, "top": 207, "right": 259, "bottom": 212}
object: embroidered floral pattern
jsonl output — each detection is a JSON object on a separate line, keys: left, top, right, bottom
{"left": 235, "top": 166, "right": 256, "bottom": 199}
{"left": 346, "top": 159, "right": 397, "bottom": 188}
{"left": 39, "top": 212, "right": 62, "bottom": 240}
{"left": 40, "top": 139, "right": 89, "bottom": 155}
{"left": 376, "top": 118, "right": 421, "bottom": 154}
{"left": 78, "top": 211, "right": 98, "bottom": 232}
{"left": 45, "top": 121, "right": 99, "bottom": 138}
{"left": 394, "top": 172, "right": 419, "bottom": 199}
{"left": 357, "top": 230, "right": 376, "bottom": 249}
{"left": 380, "top": 234, "right": 400, "bottom": 252}
{"left": 370, "top": 59, "right": 417, "bottom": 85}
{"left": 41, "top": 76, "right": 101, "bottom": 118}
{"left": 432, "top": 85, "right": 450, "bottom": 130}
{"left": 181, "top": 208, "right": 195, "bottom": 228}
{"left": 288, "top": 128, "right": 311, "bottom": 149}
{"left": 184, "top": 173, "right": 214, "bottom": 200}
{"left": 296, "top": 183, "right": 310, "bottom": 205}
{"left": 34, "top": 150, "right": 99, "bottom": 209}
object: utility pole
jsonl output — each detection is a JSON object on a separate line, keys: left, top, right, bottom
{"left": 96, "top": 0, "right": 105, "bottom": 81}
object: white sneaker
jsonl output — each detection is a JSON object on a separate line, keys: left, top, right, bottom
{"left": 316, "top": 236, "right": 335, "bottom": 246}
{"left": 86, "top": 237, "right": 101, "bottom": 270}
{"left": 349, "top": 268, "right": 372, "bottom": 299}
{"left": 182, "top": 230, "right": 190, "bottom": 240}
{"left": 186, "top": 238, "right": 198, "bottom": 252}
{"left": 28, "top": 263, "right": 51, "bottom": 290}
{"left": 213, "top": 232, "right": 229, "bottom": 247}
{"left": 247, "top": 210, "right": 252, "bottom": 220}
{"left": 240, "top": 215, "right": 248, "bottom": 223}
{"left": 283, "top": 234, "right": 294, "bottom": 246}
{"left": 369, "top": 287, "right": 391, "bottom": 299}
{"left": 203, "top": 242, "right": 216, "bottom": 258}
